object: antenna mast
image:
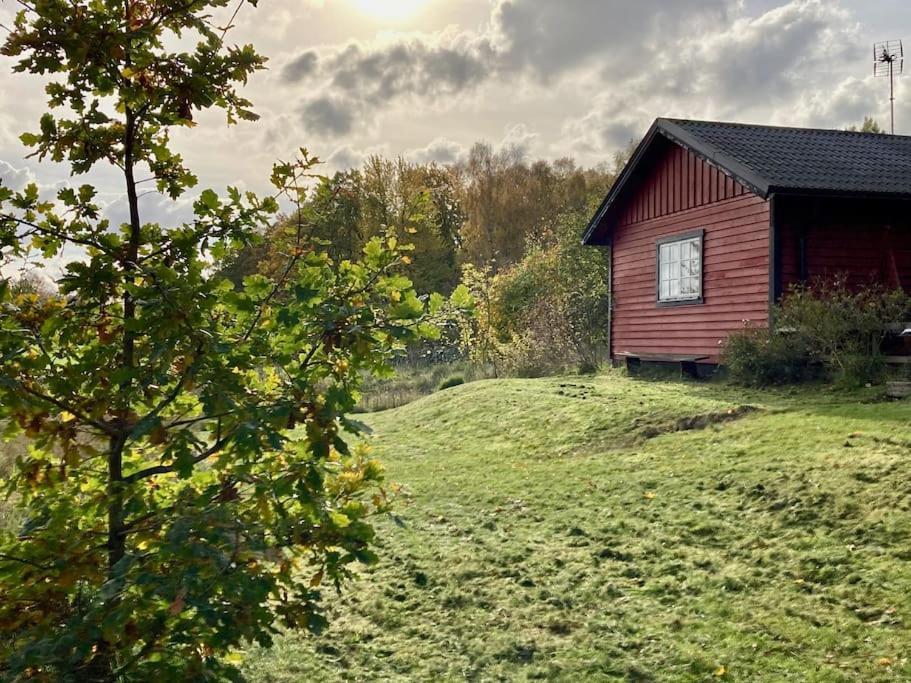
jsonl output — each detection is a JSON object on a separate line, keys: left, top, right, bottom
{"left": 874, "top": 40, "right": 904, "bottom": 134}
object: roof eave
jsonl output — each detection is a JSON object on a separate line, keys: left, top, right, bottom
{"left": 768, "top": 186, "right": 911, "bottom": 201}
{"left": 657, "top": 119, "right": 772, "bottom": 199}
{"left": 581, "top": 120, "right": 663, "bottom": 246}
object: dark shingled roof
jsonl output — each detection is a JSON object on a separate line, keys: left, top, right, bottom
{"left": 663, "top": 118, "right": 911, "bottom": 197}
{"left": 583, "top": 118, "right": 911, "bottom": 245}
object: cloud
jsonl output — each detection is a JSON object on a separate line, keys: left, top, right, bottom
{"left": 103, "top": 192, "right": 197, "bottom": 227}
{"left": 281, "top": 0, "right": 731, "bottom": 126}
{"left": 324, "top": 142, "right": 391, "bottom": 173}
{"left": 490, "top": 0, "right": 729, "bottom": 79}
{"left": 795, "top": 76, "right": 882, "bottom": 127}
{"left": 325, "top": 144, "right": 366, "bottom": 171}
{"left": 275, "top": 0, "right": 879, "bottom": 162}
{"left": 405, "top": 137, "right": 466, "bottom": 165}
{"left": 557, "top": 0, "right": 868, "bottom": 154}
{"left": 282, "top": 50, "right": 319, "bottom": 82}
{"left": 498, "top": 123, "right": 539, "bottom": 158}
{"left": 317, "top": 34, "right": 492, "bottom": 107}
{"left": 301, "top": 95, "right": 357, "bottom": 137}
{"left": 0, "top": 159, "right": 35, "bottom": 191}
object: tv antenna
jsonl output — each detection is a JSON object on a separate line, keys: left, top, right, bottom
{"left": 874, "top": 40, "right": 903, "bottom": 133}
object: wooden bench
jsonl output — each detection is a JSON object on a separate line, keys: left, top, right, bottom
{"left": 616, "top": 352, "right": 710, "bottom": 380}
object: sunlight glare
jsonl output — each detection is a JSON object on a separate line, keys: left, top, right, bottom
{"left": 353, "top": 0, "right": 429, "bottom": 22}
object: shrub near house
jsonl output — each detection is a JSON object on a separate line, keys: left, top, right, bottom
{"left": 724, "top": 278, "right": 911, "bottom": 386}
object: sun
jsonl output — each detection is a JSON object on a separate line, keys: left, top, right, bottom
{"left": 353, "top": 0, "right": 429, "bottom": 22}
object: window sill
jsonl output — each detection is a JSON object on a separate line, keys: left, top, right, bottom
{"left": 656, "top": 297, "right": 704, "bottom": 308}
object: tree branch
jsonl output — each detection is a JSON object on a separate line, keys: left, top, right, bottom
{"left": 240, "top": 251, "right": 302, "bottom": 342}
{"left": 123, "top": 433, "right": 233, "bottom": 485}
{"left": 13, "top": 380, "right": 117, "bottom": 435}
{"left": 3, "top": 214, "right": 113, "bottom": 254}
{"left": 130, "top": 340, "right": 204, "bottom": 441}
{"left": 0, "top": 553, "right": 51, "bottom": 571}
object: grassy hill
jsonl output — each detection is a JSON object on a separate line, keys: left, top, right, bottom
{"left": 245, "top": 374, "right": 911, "bottom": 682}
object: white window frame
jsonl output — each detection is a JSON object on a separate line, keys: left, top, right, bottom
{"left": 656, "top": 230, "right": 704, "bottom": 305}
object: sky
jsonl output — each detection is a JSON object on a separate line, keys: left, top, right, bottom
{"left": 0, "top": 0, "right": 910, "bottom": 237}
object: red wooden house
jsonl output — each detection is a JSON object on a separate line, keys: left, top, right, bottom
{"left": 583, "top": 118, "right": 911, "bottom": 370}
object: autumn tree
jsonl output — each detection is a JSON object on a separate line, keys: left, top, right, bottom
{"left": 458, "top": 143, "right": 614, "bottom": 271}
{"left": 359, "top": 156, "right": 460, "bottom": 293}
{"left": 0, "top": 0, "right": 457, "bottom": 679}
{"left": 231, "top": 156, "right": 464, "bottom": 296}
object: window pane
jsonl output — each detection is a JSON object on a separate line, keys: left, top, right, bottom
{"left": 680, "top": 241, "right": 691, "bottom": 262}
{"left": 669, "top": 243, "right": 680, "bottom": 262}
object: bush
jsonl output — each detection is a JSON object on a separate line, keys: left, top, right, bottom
{"left": 577, "top": 359, "right": 600, "bottom": 375}
{"left": 778, "top": 278, "right": 909, "bottom": 386}
{"left": 723, "top": 325, "right": 812, "bottom": 386}
{"left": 439, "top": 375, "right": 465, "bottom": 390}
{"left": 723, "top": 278, "right": 911, "bottom": 386}
{"left": 839, "top": 353, "right": 887, "bottom": 388}
{"left": 456, "top": 200, "right": 611, "bottom": 378}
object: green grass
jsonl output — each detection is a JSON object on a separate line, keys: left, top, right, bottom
{"left": 243, "top": 374, "right": 907, "bottom": 680}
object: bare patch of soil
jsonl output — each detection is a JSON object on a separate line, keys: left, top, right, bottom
{"left": 637, "top": 405, "right": 761, "bottom": 440}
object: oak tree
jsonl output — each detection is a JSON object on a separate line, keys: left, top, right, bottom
{"left": 0, "top": 0, "right": 453, "bottom": 679}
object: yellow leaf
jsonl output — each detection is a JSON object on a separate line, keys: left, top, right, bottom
{"left": 225, "top": 651, "right": 245, "bottom": 665}
{"left": 643, "top": 491, "right": 656, "bottom": 500}
{"left": 59, "top": 411, "right": 76, "bottom": 423}
{"left": 876, "top": 657, "right": 893, "bottom": 667}
{"left": 714, "top": 665, "right": 726, "bottom": 677}
{"left": 401, "top": 255, "right": 412, "bottom": 265}
{"left": 329, "top": 511, "right": 351, "bottom": 528}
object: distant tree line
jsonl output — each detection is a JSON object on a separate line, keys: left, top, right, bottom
{"left": 225, "top": 142, "right": 632, "bottom": 375}
{"left": 225, "top": 143, "right": 628, "bottom": 293}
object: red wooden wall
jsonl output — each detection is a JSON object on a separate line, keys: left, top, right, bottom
{"left": 611, "top": 142, "right": 771, "bottom": 360}
{"left": 779, "top": 208, "right": 911, "bottom": 293}
{"left": 616, "top": 141, "right": 752, "bottom": 226}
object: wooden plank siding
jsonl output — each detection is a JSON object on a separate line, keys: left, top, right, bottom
{"left": 779, "top": 222, "right": 911, "bottom": 293}
{"left": 611, "top": 142, "right": 770, "bottom": 361}
{"left": 777, "top": 198, "right": 911, "bottom": 293}
{"left": 616, "top": 143, "right": 750, "bottom": 225}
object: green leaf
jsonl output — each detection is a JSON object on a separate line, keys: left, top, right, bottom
{"left": 19, "top": 132, "right": 41, "bottom": 147}
{"left": 199, "top": 188, "right": 220, "bottom": 211}
{"left": 390, "top": 291, "right": 424, "bottom": 320}
{"left": 428, "top": 292, "right": 445, "bottom": 315}
{"left": 450, "top": 284, "right": 473, "bottom": 310}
